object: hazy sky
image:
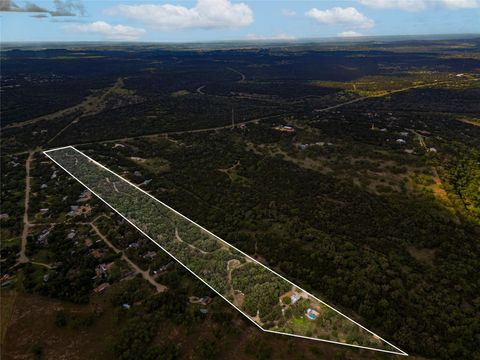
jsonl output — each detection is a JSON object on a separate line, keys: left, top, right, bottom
{"left": 1, "top": 0, "right": 480, "bottom": 42}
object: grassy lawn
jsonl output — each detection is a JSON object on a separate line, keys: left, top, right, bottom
{"left": 0, "top": 236, "right": 21, "bottom": 250}
{"left": 290, "top": 316, "right": 315, "bottom": 334}
{"left": 133, "top": 157, "right": 171, "bottom": 174}
{"left": 31, "top": 249, "right": 55, "bottom": 264}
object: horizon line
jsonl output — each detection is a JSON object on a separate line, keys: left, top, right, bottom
{"left": 1, "top": 32, "right": 479, "bottom": 47}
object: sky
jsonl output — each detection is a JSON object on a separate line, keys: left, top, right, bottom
{"left": 1, "top": 0, "right": 480, "bottom": 43}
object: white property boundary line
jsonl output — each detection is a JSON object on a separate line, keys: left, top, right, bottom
{"left": 44, "top": 145, "right": 408, "bottom": 357}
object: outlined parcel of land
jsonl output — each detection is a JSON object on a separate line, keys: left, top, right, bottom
{"left": 44, "top": 146, "right": 407, "bottom": 356}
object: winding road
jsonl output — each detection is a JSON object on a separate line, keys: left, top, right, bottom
{"left": 89, "top": 220, "right": 167, "bottom": 293}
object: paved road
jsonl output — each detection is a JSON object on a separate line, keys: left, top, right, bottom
{"left": 314, "top": 80, "right": 453, "bottom": 113}
{"left": 97, "top": 82, "right": 439, "bottom": 146}
{"left": 68, "top": 112, "right": 286, "bottom": 147}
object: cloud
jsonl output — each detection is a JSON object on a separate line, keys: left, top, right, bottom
{"left": 51, "top": 18, "right": 88, "bottom": 23}
{"left": 338, "top": 30, "right": 363, "bottom": 37}
{"left": 438, "top": 0, "right": 480, "bottom": 8}
{"left": 0, "top": 0, "right": 85, "bottom": 16}
{"left": 0, "top": 0, "right": 48, "bottom": 12}
{"left": 358, "top": 0, "right": 480, "bottom": 10}
{"left": 63, "top": 21, "right": 146, "bottom": 41}
{"left": 246, "top": 32, "right": 296, "bottom": 41}
{"left": 305, "top": 7, "right": 374, "bottom": 29}
{"left": 105, "top": 0, "right": 253, "bottom": 30}
{"left": 358, "top": 0, "right": 427, "bottom": 11}
{"left": 281, "top": 8, "right": 296, "bottom": 17}
{"left": 50, "top": 0, "right": 85, "bottom": 16}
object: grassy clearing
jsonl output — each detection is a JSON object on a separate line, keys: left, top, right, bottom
{"left": 291, "top": 317, "right": 315, "bottom": 333}
{"left": 457, "top": 117, "right": 480, "bottom": 127}
{"left": 132, "top": 157, "right": 171, "bottom": 174}
{"left": 0, "top": 290, "right": 17, "bottom": 349}
{"left": 171, "top": 90, "right": 190, "bottom": 97}
{"left": 30, "top": 249, "right": 54, "bottom": 264}
{"left": 0, "top": 236, "right": 21, "bottom": 250}
{"left": 311, "top": 72, "right": 470, "bottom": 96}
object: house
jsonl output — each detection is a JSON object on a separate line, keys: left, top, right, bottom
{"left": 94, "top": 283, "right": 110, "bottom": 293}
{"left": 153, "top": 261, "right": 174, "bottom": 275}
{"left": 78, "top": 190, "right": 92, "bottom": 202}
{"left": 274, "top": 125, "right": 295, "bottom": 133}
{"left": 90, "top": 249, "right": 104, "bottom": 259}
{"left": 84, "top": 238, "right": 93, "bottom": 247}
{"left": 418, "top": 130, "right": 431, "bottom": 136}
{"left": 97, "top": 264, "right": 108, "bottom": 273}
{"left": 0, "top": 280, "right": 12, "bottom": 288}
{"left": 189, "top": 295, "right": 213, "bottom": 306}
{"left": 37, "top": 228, "right": 51, "bottom": 245}
{"left": 280, "top": 291, "right": 300, "bottom": 305}
{"left": 199, "top": 296, "right": 212, "bottom": 305}
{"left": 428, "top": 147, "right": 437, "bottom": 153}
{"left": 306, "top": 307, "right": 320, "bottom": 320}
{"left": 396, "top": 138, "right": 406, "bottom": 144}
{"left": 68, "top": 205, "right": 79, "bottom": 217}
{"left": 75, "top": 205, "right": 92, "bottom": 217}
{"left": 139, "top": 179, "right": 152, "bottom": 187}
{"left": 143, "top": 251, "right": 156, "bottom": 259}
{"left": 122, "top": 303, "right": 131, "bottom": 309}
{"left": 130, "top": 156, "right": 145, "bottom": 162}
{"left": 0, "top": 213, "right": 10, "bottom": 220}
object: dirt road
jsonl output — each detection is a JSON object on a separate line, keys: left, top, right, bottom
{"left": 89, "top": 221, "right": 167, "bottom": 293}
{"left": 18, "top": 151, "right": 34, "bottom": 264}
